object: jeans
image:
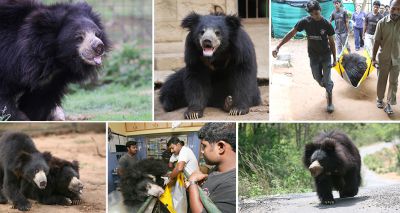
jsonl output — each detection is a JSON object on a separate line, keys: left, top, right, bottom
{"left": 309, "top": 54, "right": 334, "bottom": 94}
{"left": 354, "top": 27, "right": 364, "bottom": 49}
{"left": 336, "top": 32, "right": 350, "bottom": 55}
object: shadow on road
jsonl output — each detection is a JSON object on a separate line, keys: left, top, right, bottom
{"left": 316, "top": 196, "right": 370, "bottom": 209}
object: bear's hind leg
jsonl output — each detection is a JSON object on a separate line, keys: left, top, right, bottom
{"left": 159, "top": 70, "right": 187, "bottom": 112}
{"left": 339, "top": 171, "right": 360, "bottom": 198}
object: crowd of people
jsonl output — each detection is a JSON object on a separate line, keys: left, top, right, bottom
{"left": 273, "top": 0, "right": 400, "bottom": 116}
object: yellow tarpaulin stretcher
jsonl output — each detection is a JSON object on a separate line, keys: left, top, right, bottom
{"left": 332, "top": 44, "right": 376, "bottom": 88}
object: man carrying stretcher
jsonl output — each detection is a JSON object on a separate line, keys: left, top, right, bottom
{"left": 272, "top": 0, "right": 337, "bottom": 113}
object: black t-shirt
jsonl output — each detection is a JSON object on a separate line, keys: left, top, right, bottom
{"left": 201, "top": 168, "right": 236, "bottom": 213}
{"left": 295, "top": 16, "right": 335, "bottom": 57}
{"left": 365, "top": 12, "right": 384, "bottom": 35}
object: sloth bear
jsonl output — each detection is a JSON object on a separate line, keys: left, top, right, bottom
{"left": 159, "top": 12, "right": 261, "bottom": 119}
{"left": 0, "top": 132, "right": 51, "bottom": 211}
{"left": 120, "top": 159, "right": 169, "bottom": 212}
{"left": 20, "top": 155, "right": 84, "bottom": 206}
{"left": 303, "top": 131, "right": 361, "bottom": 205}
{"left": 342, "top": 53, "right": 368, "bottom": 87}
{"left": 0, "top": 0, "right": 110, "bottom": 121}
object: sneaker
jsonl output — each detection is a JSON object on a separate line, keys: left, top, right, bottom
{"left": 384, "top": 104, "right": 394, "bottom": 115}
{"left": 377, "top": 100, "right": 384, "bottom": 108}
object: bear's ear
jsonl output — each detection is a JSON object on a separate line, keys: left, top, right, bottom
{"left": 303, "top": 143, "right": 317, "bottom": 166}
{"left": 181, "top": 12, "right": 200, "bottom": 30}
{"left": 42, "top": 151, "right": 52, "bottom": 163}
{"left": 14, "top": 152, "right": 32, "bottom": 172}
{"left": 22, "top": 8, "right": 66, "bottom": 59}
{"left": 225, "top": 14, "right": 241, "bottom": 30}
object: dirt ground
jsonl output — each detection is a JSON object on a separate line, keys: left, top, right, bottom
{"left": 154, "top": 86, "right": 269, "bottom": 120}
{"left": 271, "top": 37, "right": 400, "bottom": 121}
{"left": 0, "top": 133, "right": 106, "bottom": 213}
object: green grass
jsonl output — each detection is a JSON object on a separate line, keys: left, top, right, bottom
{"left": 63, "top": 84, "right": 152, "bottom": 121}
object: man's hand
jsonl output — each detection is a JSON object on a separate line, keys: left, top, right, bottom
{"left": 272, "top": 47, "right": 279, "bottom": 58}
{"left": 189, "top": 170, "right": 208, "bottom": 182}
{"left": 372, "top": 59, "right": 378, "bottom": 68}
{"left": 332, "top": 59, "right": 337, "bottom": 67}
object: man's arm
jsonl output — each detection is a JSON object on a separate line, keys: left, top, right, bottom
{"left": 272, "top": 27, "right": 298, "bottom": 58}
{"left": 363, "top": 15, "right": 368, "bottom": 36}
{"left": 188, "top": 171, "right": 209, "bottom": 213}
{"left": 169, "top": 161, "right": 186, "bottom": 180}
{"left": 328, "top": 35, "right": 337, "bottom": 65}
{"left": 372, "top": 22, "right": 382, "bottom": 65}
{"left": 345, "top": 11, "right": 349, "bottom": 32}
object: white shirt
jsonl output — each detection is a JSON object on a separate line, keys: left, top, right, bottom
{"left": 169, "top": 146, "right": 199, "bottom": 176}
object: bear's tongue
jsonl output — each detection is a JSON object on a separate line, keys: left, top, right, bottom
{"left": 93, "top": 56, "right": 102, "bottom": 65}
{"left": 203, "top": 47, "right": 214, "bottom": 57}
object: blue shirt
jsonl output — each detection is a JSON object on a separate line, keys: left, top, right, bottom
{"left": 352, "top": 11, "right": 365, "bottom": 29}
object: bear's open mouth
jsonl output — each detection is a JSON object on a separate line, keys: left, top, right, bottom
{"left": 80, "top": 50, "right": 103, "bottom": 66}
{"left": 202, "top": 47, "right": 215, "bottom": 57}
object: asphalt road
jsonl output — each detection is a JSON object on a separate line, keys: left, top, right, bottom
{"left": 239, "top": 142, "right": 400, "bottom": 213}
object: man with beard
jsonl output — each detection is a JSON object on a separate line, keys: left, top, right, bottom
{"left": 187, "top": 123, "right": 236, "bottom": 213}
{"left": 117, "top": 141, "right": 138, "bottom": 175}
{"left": 373, "top": 0, "right": 400, "bottom": 115}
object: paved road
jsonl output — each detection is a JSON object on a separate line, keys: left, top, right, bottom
{"left": 239, "top": 142, "right": 400, "bottom": 212}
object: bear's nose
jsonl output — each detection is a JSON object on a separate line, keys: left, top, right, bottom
{"left": 92, "top": 42, "right": 104, "bottom": 55}
{"left": 202, "top": 39, "right": 213, "bottom": 48}
{"left": 40, "top": 181, "right": 47, "bottom": 188}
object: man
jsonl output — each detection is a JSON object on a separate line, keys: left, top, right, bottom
{"left": 330, "top": 0, "right": 350, "bottom": 55}
{"left": 272, "top": 0, "right": 337, "bottom": 113}
{"left": 384, "top": 5, "right": 390, "bottom": 16}
{"left": 364, "top": 1, "right": 384, "bottom": 56}
{"left": 188, "top": 123, "right": 236, "bottom": 213}
{"left": 167, "top": 136, "right": 199, "bottom": 213}
{"left": 167, "top": 136, "right": 199, "bottom": 180}
{"left": 372, "top": 0, "right": 400, "bottom": 115}
{"left": 352, "top": 4, "right": 366, "bottom": 51}
{"left": 117, "top": 141, "right": 138, "bottom": 175}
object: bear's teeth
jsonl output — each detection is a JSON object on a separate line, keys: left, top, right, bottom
{"left": 93, "top": 56, "right": 102, "bottom": 65}
{"left": 203, "top": 48, "right": 214, "bottom": 56}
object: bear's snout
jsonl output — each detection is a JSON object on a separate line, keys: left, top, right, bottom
{"left": 309, "top": 160, "right": 323, "bottom": 177}
{"left": 33, "top": 170, "right": 47, "bottom": 189}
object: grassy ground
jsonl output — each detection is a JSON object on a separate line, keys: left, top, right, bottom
{"left": 63, "top": 84, "right": 152, "bottom": 121}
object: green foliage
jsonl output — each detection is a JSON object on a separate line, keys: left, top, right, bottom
{"left": 99, "top": 43, "right": 152, "bottom": 88}
{"left": 239, "top": 123, "right": 400, "bottom": 198}
{"left": 364, "top": 146, "right": 400, "bottom": 174}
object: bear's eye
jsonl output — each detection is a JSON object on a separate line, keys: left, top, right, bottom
{"left": 35, "top": 169, "right": 39, "bottom": 173}
{"left": 75, "top": 35, "right": 84, "bottom": 42}
{"left": 200, "top": 29, "right": 205, "bottom": 35}
{"left": 95, "top": 32, "right": 101, "bottom": 37}
{"left": 215, "top": 30, "right": 221, "bottom": 36}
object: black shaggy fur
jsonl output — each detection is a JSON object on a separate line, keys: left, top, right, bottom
{"left": 120, "top": 159, "right": 169, "bottom": 211}
{"left": 0, "top": 0, "right": 110, "bottom": 121}
{"left": 0, "top": 132, "right": 51, "bottom": 211}
{"left": 303, "top": 131, "right": 362, "bottom": 205}
{"left": 342, "top": 53, "right": 368, "bottom": 87}
{"left": 21, "top": 155, "right": 82, "bottom": 206}
{"left": 159, "top": 12, "right": 261, "bottom": 119}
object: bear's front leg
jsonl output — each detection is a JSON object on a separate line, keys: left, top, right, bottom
{"left": 315, "top": 176, "right": 335, "bottom": 205}
{"left": 183, "top": 71, "right": 211, "bottom": 119}
{"left": 228, "top": 72, "right": 254, "bottom": 116}
{"left": 3, "top": 172, "right": 31, "bottom": 211}
{"left": 0, "top": 97, "right": 29, "bottom": 121}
